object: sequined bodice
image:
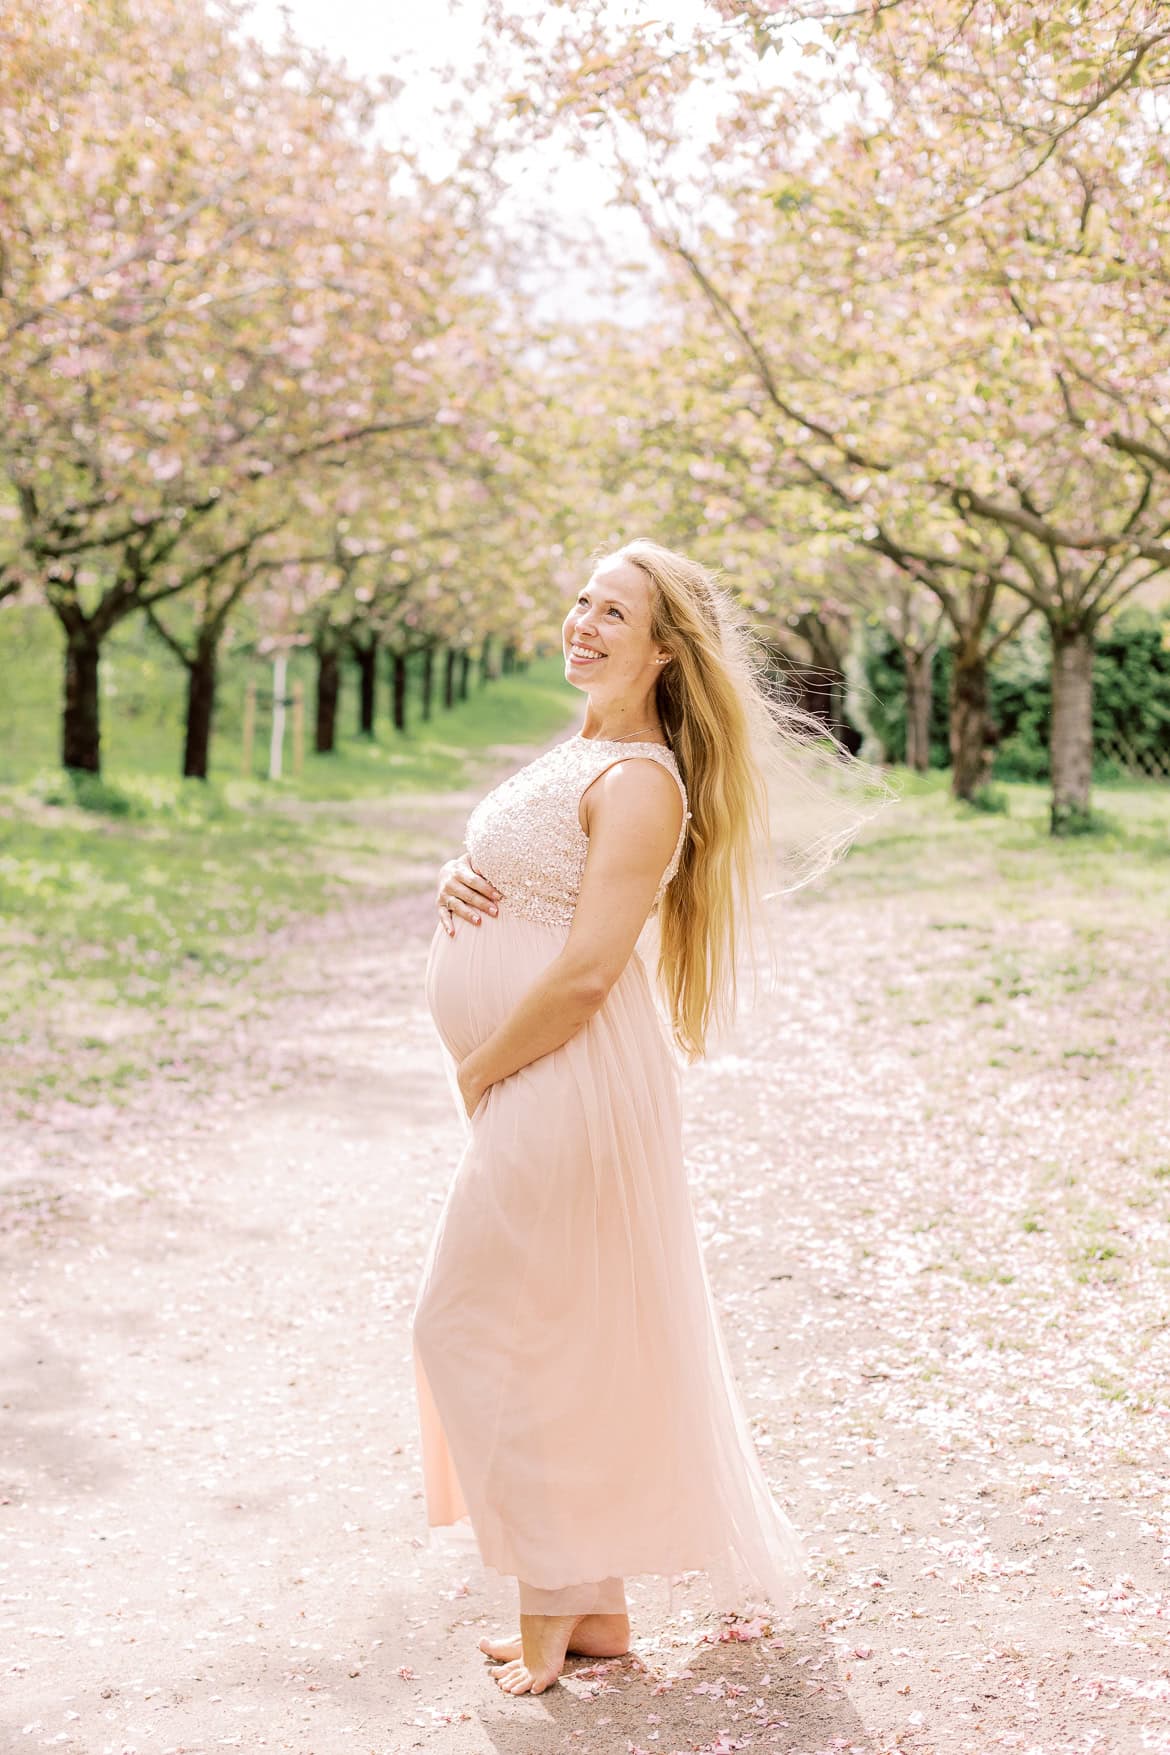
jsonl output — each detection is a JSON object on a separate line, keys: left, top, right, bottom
{"left": 464, "top": 734, "right": 691, "bottom": 931}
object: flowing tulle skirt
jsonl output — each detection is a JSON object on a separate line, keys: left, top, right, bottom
{"left": 411, "top": 904, "right": 806, "bottom": 1618}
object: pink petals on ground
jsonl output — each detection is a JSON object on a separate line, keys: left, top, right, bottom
{"left": 714, "top": 1614, "right": 770, "bottom": 1643}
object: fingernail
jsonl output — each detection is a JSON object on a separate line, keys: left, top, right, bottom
{"left": 489, "top": 904, "right": 497, "bottom": 914}
{"left": 473, "top": 914, "right": 481, "bottom": 924}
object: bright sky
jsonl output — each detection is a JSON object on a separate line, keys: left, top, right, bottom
{"left": 243, "top": 0, "right": 668, "bottom": 320}
{"left": 243, "top": 0, "right": 829, "bottom": 324}
{"left": 247, "top": 0, "right": 496, "bottom": 172}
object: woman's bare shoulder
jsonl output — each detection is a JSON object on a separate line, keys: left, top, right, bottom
{"left": 579, "top": 752, "right": 685, "bottom": 842}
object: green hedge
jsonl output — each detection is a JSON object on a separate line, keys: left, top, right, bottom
{"left": 986, "top": 625, "right": 1051, "bottom": 783}
{"left": 859, "top": 636, "right": 952, "bottom": 768}
{"left": 861, "top": 608, "right": 1170, "bottom": 780}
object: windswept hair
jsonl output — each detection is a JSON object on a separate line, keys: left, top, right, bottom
{"left": 615, "top": 538, "right": 882, "bottom": 1062}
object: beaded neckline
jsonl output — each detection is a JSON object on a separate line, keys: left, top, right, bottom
{"left": 570, "top": 732, "right": 675, "bottom": 753}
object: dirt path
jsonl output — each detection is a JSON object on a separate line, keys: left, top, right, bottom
{"left": 3, "top": 750, "right": 1168, "bottom": 1755}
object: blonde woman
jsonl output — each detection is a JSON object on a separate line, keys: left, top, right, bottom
{"left": 412, "top": 539, "right": 864, "bottom": 1696}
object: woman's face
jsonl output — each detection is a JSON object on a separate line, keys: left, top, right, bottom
{"left": 561, "top": 557, "right": 668, "bottom": 702}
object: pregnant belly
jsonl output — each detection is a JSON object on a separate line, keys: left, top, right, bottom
{"left": 425, "top": 909, "right": 564, "bottom": 1063}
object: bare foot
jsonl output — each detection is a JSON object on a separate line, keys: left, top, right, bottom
{"left": 478, "top": 1610, "right": 631, "bottom": 1665}
{"left": 480, "top": 1611, "right": 631, "bottom": 1694}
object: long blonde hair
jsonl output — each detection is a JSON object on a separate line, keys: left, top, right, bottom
{"left": 618, "top": 538, "right": 879, "bottom": 1063}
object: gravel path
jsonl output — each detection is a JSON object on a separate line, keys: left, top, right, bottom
{"left": 3, "top": 751, "right": 1168, "bottom": 1755}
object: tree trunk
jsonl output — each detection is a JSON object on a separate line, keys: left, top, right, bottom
{"left": 420, "top": 644, "right": 435, "bottom": 721}
{"left": 949, "top": 646, "right": 990, "bottom": 802}
{"left": 1049, "top": 622, "right": 1095, "bottom": 833}
{"left": 794, "top": 611, "right": 850, "bottom": 735}
{"left": 355, "top": 641, "right": 378, "bottom": 736}
{"left": 457, "top": 648, "right": 470, "bottom": 702}
{"left": 63, "top": 630, "right": 102, "bottom": 773}
{"left": 827, "top": 672, "right": 847, "bottom": 737}
{"left": 903, "top": 648, "right": 934, "bottom": 773}
{"left": 796, "top": 663, "right": 846, "bottom": 734}
{"left": 392, "top": 652, "right": 407, "bottom": 733}
{"left": 315, "top": 645, "right": 340, "bottom": 754}
{"left": 502, "top": 642, "right": 516, "bottom": 675}
{"left": 183, "top": 641, "right": 218, "bottom": 780}
{"left": 479, "top": 637, "right": 492, "bottom": 686}
{"left": 443, "top": 647, "right": 457, "bottom": 710}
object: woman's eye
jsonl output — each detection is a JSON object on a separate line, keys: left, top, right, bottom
{"left": 607, "top": 606, "right": 622, "bottom": 617}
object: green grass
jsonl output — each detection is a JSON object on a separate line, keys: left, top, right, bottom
{"left": 0, "top": 603, "right": 575, "bottom": 794}
{"left": 1, "top": 671, "right": 574, "bottom": 944}
{"left": 0, "top": 607, "right": 579, "bottom": 1103}
{"left": 834, "top": 766, "right": 1170, "bottom": 910}
{"left": 1, "top": 796, "right": 334, "bottom": 1015}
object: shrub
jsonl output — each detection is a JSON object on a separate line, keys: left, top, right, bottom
{"left": 861, "top": 608, "right": 1170, "bottom": 780}
{"left": 858, "top": 631, "right": 951, "bottom": 766}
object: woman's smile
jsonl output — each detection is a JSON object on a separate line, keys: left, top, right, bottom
{"left": 567, "top": 641, "right": 606, "bottom": 666}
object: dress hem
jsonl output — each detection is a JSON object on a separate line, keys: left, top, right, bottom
{"left": 418, "top": 1510, "right": 807, "bottom": 1617}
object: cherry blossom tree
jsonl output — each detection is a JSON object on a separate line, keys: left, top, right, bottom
{"left": 0, "top": 0, "right": 458, "bottom": 773}
{"left": 488, "top": 0, "right": 1170, "bottom": 826}
{"left": 142, "top": 504, "right": 286, "bottom": 779}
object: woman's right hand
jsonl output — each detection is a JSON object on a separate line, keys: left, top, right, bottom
{"left": 436, "top": 854, "right": 502, "bottom": 936}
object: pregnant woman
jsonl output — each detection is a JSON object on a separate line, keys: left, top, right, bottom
{"left": 412, "top": 538, "right": 856, "bottom": 1697}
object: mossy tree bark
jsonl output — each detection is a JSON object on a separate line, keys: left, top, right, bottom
{"left": 353, "top": 636, "right": 378, "bottom": 736}
{"left": 62, "top": 625, "right": 102, "bottom": 773}
{"left": 420, "top": 643, "right": 435, "bottom": 720}
{"left": 902, "top": 645, "right": 935, "bottom": 773}
{"left": 1048, "top": 621, "right": 1096, "bottom": 833}
{"left": 948, "top": 644, "right": 990, "bottom": 801}
{"left": 182, "top": 638, "right": 218, "bottom": 779}
{"left": 391, "top": 651, "right": 408, "bottom": 732}
{"left": 315, "top": 640, "right": 341, "bottom": 753}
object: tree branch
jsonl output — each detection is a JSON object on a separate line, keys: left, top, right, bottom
{"left": 661, "top": 231, "right": 888, "bottom": 473}
{"left": 2, "top": 170, "right": 252, "bottom": 340}
{"left": 983, "top": 599, "right": 1036, "bottom": 659}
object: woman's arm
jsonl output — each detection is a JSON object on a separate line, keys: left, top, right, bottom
{"left": 457, "top": 759, "right": 684, "bottom": 1115}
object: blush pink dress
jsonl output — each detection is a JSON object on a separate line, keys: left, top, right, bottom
{"left": 411, "top": 731, "right": 806, "bottom": 1620}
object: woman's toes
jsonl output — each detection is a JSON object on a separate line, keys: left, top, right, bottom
{"left": 479, "top": 1633, "right": 522, "bottom": 1661}
{"left": 492, "top": 1660, "right": 532, "bottom": 1694}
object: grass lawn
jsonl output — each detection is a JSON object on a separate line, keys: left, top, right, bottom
{"left": 0, "top": 603, "right": 574, "bottom": 794}
{"left": 0, "top": 610, "right": 578, "bottom": 1111}
{"left": 835, "top": 764, "right": 1170, "bottom": 906}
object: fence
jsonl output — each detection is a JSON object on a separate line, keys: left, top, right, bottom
{"left": 1096, "top": 732, "right": 1170, "bottom": 783}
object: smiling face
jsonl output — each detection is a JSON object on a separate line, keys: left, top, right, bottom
{"left": 562, "top": 556, "right": 670, "bottom": 708}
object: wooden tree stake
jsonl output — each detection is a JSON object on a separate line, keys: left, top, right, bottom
{"left": 292, "top": 678, "right": 305, "bottom": 778}
{"left": 269, "top": 655, "right": 287, "bottom": 782}
{"left": 241, "top": 680, "right": 256, "bottom": 777}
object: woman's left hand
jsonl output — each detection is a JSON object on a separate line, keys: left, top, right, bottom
{"left": 457, "top": 1057, "right": 488, "bottom": 1120}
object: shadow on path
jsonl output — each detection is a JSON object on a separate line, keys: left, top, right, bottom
{"left": 476, "top": 1632, "right": 876, "bottom": 1755}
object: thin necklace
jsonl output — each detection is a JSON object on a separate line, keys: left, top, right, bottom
{"left": 582, "top": 723, "right": 664, "bottom": 744}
